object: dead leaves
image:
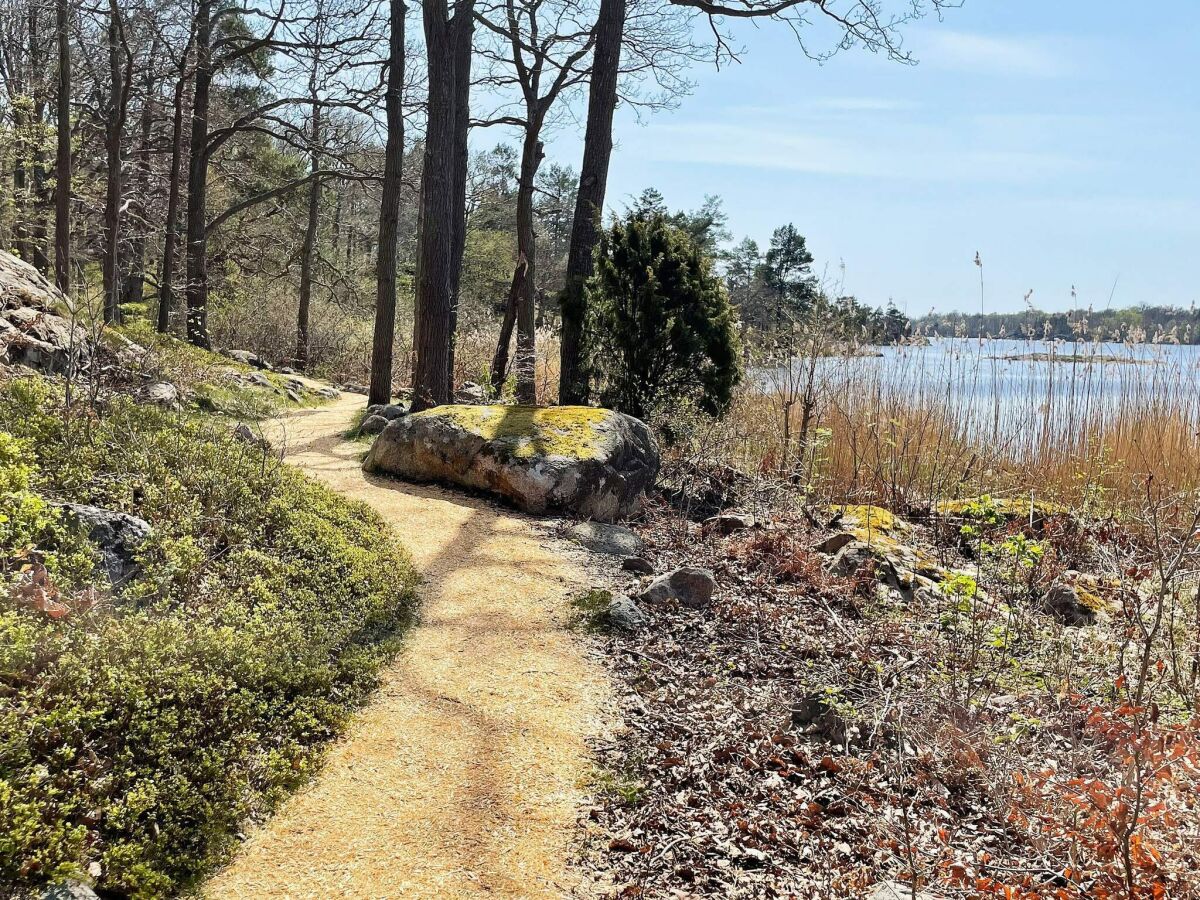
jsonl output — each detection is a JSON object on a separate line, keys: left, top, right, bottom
{"left": 10, "top": 561, "right": 99, "bottom": 619}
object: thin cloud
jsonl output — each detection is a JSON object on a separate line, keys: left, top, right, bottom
{"left": 920, "top": 30, "right": 1077, "bottom": 78}
{"left": 629, "top": 121, "right": 1099, "bottom": 183}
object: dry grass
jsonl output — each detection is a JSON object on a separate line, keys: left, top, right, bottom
{"left": 685, "top": 339, "right": 1200, "bottom": 515}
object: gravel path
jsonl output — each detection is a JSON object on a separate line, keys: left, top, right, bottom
{"left": 205, "top": 395, "right": 609, "bottom": 899}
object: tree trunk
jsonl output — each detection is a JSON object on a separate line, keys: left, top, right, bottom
{"left": 445, "top": 9, "right": 472, "bottom": 386}
{"left": 558, "top": 0, "right": 624, "bottom": 404}
{"left": 102, "top": 0, "right": 124, "bottom": 324}
{"left": 489, "top": 262, "right": 522, "bottom": 391}
{"left": 159, "top": 63, "right": 188, "bottom": 333}
{"left": 53, "top": 0, "right": 70, "bottom": 293}
{"left": 123, "top": 61, "right": 155, "bottom": 312}
{"left": 512, "top": 133, "right": 543, "bottom": 403}
{"left": 296, "top": 99, "right": 322, "bottom": 369}
{"left": 184, "top": 0, "right": 212, "bottom": 348}
{"left": 411, "top": 0, "right": 473, "bottom": 411}
{"left": 369, "top": 0, "right": 406, "bottom": 406}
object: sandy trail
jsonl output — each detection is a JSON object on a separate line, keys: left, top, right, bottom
{"left": 205, "top": 395, "right": 607, "bottom": 899}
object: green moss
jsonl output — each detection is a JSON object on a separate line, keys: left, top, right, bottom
{"left": 417, "top": 404, "right": 614, "bottom": 460}
{"left": 0, "top": 377, "right": 418, "bottom": 897}
{"left": 568, "top": 587, "right": 614, "bottom": 631}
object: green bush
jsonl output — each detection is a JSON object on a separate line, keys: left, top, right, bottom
{"left": 0, "top": 377, "right": 418, "bottom": 897}
{"left": 584, "top": 210, "right": 741, "bottom": 421}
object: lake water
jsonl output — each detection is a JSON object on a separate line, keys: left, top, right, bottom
{"left": 754, "top": 338, "right": 1200, "bottom": 447}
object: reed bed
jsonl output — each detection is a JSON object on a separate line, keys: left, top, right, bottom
{"left": 693, "top": 337, "right": 1200, "bottom": 513}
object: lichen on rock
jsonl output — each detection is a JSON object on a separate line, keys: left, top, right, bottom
{"left": 364, "top": 404, "right": 660, "bottom": 522}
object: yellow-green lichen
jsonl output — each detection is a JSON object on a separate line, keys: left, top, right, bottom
{"left": 831, "top": 504, "right": 911, "bottom": 536}
{"left": 415, "top": 404, "right": 614, "bottom": 460}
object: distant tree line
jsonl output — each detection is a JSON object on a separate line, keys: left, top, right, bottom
{"left": 913, "top": 305, "right": 1200, "bottom": 344}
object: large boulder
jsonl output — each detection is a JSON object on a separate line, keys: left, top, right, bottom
{"left": 363, "top": 404, "right": 659, "bottom": 522}
{"left": 0, "top": 250, "right": 90, "bottom": 374}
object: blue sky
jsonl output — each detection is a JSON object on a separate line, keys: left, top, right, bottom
{"left": 543, "top": 0, "right": 1198, "bottom": 316}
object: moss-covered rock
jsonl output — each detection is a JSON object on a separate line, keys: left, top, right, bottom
{"left": 363, "top": 404, "right": 659, "bottom": 521}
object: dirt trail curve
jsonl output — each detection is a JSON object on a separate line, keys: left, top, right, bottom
{"left": 206, "top": 394, "right": 609, "bottom": 899}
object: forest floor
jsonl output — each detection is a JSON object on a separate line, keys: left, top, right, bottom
{"left": 204, "top": 394, "right": 612, "bottom": 899}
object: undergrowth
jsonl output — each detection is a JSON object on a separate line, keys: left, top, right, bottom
{"left": 0, "top": 377, "right": 418, "bottom": 898}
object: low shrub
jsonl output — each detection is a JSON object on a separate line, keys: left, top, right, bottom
{"left": 0, "top": 377, "right": 418, "bottom": 897}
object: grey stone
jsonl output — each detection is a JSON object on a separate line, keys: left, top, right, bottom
{"left": 621, "top": 556, "right": 654, "bottom": 575}
{"left": 364, "top": 405, "right": 660, "bottom": 522}
{"left": 40, "top": 881, "right": 100, "bottom": 900}
{"left": 826, "top": 540, "right": 874, "bottom": 578}
{"left": 1042, "top": 582, "right": 1096, "bottom": 626}
{"left": 0, "top": 250, "right": 91, "bottom": 374}
{"left": 606, "top": 596, "right": 647, "bottom": 631}
{"left": 59, "top": 504, "right": 152, "bottom": 588}
{"left": 225, "top": 348, "right": 271, "bottom": 370}
{"left": 379, "top": 403, "right": 409, "bottom": 420}
{"left": 568, "top": 521, "right": 643, "bottom": 556}
{"left": 640, "top": 566, "right": 716, "bottom": 609}
{"left": 133, "top": 381, "right": 180, "bottom": 410}
{"left": 286, "top": 388, "right": 302, "bottom": 403}
{"left": 232, "top": 423, "right": 271, "bottom": 452}
{"left": 367, "top": 403, "right": 408, "bottom": 421}
{"left": 248, "top": 372, "right": 272, "bottom": 388}
{"left": 316, "top": 386, "right": 340, "bottom": 400}
{"left": 455, "top": 381, "right": 486, "bottom": 403}
{"left": 706, "top": 512, "right": 755, "bottom": 534}
{"left": 358, "top": 414, "right": 390, "bottom": 436}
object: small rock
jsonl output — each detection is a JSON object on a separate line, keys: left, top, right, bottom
{"left": 316, "top": 386, "right": 340, "bottom": 400}
{"left": 812, "top": 532, "right": 857, "bottom": 555}
{"left": 640, "top": 566, "right": 716, "bottom": 609}
{"left": 705, "top": 512, "right": 755, "bottom": 534}
{"left": 358, "top": 414, "right": 390, "bottom": 436}
{"left": 341, "top": 382, "right": 369, "bottom": 395}
{"left": 40, "top": 882, "right": 100, "bottom": 900}
{"left": 248, "top": 372, "right": 272, "bottom": 388}
{"left": 379, "top": 403, "right": 409, "bottom": 420}
{"left": 1042, "top": 582, "right": 1096, "bottom": 626}
{"left": 133, "top": 380, "right": 181, "bottom": 411}
{"left": 621, "top": 556, "right": 654, "bottom": 575}
{"left": 278, "top": 366, "right": 297, "bottom": 375}
{"left": 285, "top": 388, "right": 302, "bottom": 403}
{"left": 232, "top": 423, "right": 272, "bottom": 452}
{"left": 605, "top": 596, "right": 647, "bottom": 632}
{"left": 225, "top": 348, "right": 271, "bottom": 370}
{"left": 568, "top": 521, "right": 643, "bottom": 556}
{"left": 455, "top": 381, "right": 486, "bottom": 404}
{"left": 59, "top": 504, "right": 152, "bottom": 588}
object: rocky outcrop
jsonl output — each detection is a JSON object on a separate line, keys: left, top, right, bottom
{"left": 59, "top": 504, "right": 152, "bottom": 587}
{"left": 0, "top": 250, "right": 90, "bottom": 374}
{"left": 363, "top": 405, "right": 659, "bottom": 522}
